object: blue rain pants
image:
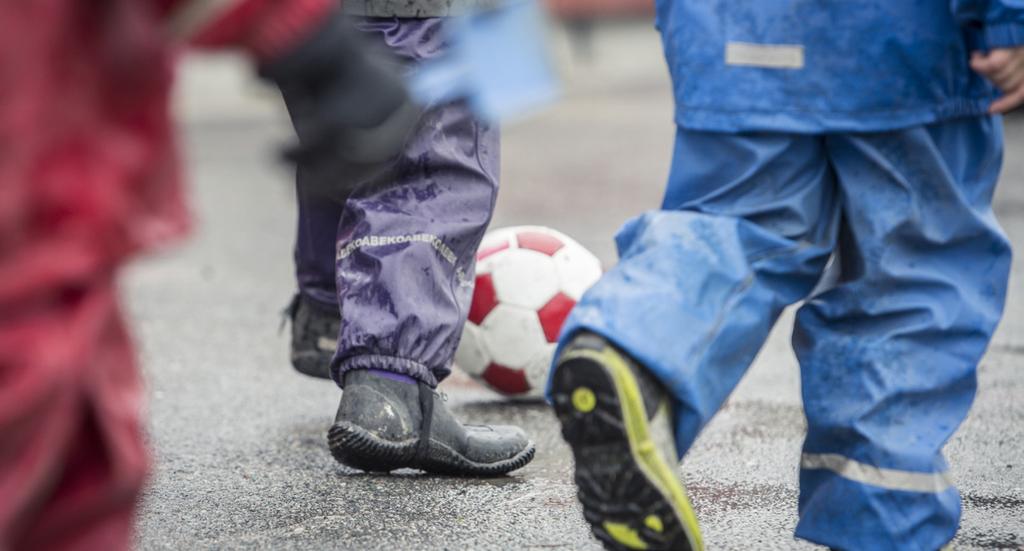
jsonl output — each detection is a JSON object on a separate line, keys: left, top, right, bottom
{"left": 557, "top": 116, "right": 1011, "bottom": 551}
{"left": 288, "top": 17, "right": 500, "bottom": 387}
{"left": 653, "top": 0, "right": 1024, "bottom": 133}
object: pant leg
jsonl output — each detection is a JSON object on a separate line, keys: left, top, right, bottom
{"left": 332, "top": 97, "right": 498, "bottom": 386}
{"left": 329, "top": 17, "right": 499, "bottom": 386}
{"left": 279, "top": 81, "right": 346, "bottom": 309}
{"left": 283, "top": 16, "right": 459, "bottom": 321}
{"left": 293, "top": 183, "right": 344, "bottom": 308}
{"left": 1, "top": 279, "right": 147, "bottom": 551}
{"left": 557, "top": 128, "right": 839, "bottom": 455}
{"left": 793, "top": 116, "right": 1010, "bottom": 551}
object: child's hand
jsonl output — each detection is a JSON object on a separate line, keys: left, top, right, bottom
{"left": 971, "top": 46, "right": 1024, "bottom": 114}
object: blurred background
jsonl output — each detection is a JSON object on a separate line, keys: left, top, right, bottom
{"left": 128, "top": 3, "right": 1024, "bottom": 549}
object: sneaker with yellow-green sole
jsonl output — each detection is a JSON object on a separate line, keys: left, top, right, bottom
{"left": 551, "top": 332, "right": 703, "bottom": 551}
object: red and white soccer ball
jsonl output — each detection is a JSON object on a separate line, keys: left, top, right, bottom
{"left": 455, "top": 226, "right": 603, "bottom": 398}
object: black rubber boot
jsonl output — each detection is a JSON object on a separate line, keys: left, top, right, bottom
{"left": 328, "top": 369, "right": 536, "bottom": 476}
{"left": 550, "top": 332, "right": 704, "bottom": 551}
{"left": 284, "top": 294, "right": 340, "bottom": 379}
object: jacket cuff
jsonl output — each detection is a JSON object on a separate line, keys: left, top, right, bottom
{"left": 984, "top": 21, "right": 1024, "bottom": 49}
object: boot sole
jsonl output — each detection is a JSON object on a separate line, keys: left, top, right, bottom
{"left": 551, "top": 343, "right": 703, "bottom": 551}
{"left": 328, "top": 422, "right": 536, "bottom": 477}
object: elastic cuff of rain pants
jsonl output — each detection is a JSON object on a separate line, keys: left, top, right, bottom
{"left": 335, "top": 355, "right": 438, "bottom": 388}
{"left": 983, "top": 22, "right": 1024, "bottom": 49}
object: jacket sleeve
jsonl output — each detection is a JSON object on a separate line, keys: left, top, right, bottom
{"left": 952, "top": 0, "right": 1024, "bottom": 48}
{"left": 162, "top": 0, "right": 334, "bottom": 59}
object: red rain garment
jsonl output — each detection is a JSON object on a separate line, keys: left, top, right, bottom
{"left": 0, "top": 1, "right": 329, "bottom": 548}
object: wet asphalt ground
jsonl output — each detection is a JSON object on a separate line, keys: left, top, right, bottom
{"left": 129, "top": 22, "right": 1023, "bottom": 550}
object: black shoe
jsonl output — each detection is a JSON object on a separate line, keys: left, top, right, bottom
{"left": 328, "top": 369, "right": 536, "bottom": 476}
{"left": 550, "top": 332, "right": 704, "bottom": 551}
{"left": 284, "top": 293, "right": 340, "bottom": 380}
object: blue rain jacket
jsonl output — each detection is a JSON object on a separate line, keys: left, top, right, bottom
{"left": 657, "top": 0, "right": 1024, "bottom": 132}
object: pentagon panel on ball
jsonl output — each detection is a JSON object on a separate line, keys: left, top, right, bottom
{"left": 455, "top": 226, "right": 603, "bottom": 397}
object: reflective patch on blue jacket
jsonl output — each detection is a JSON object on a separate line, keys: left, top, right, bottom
{"left": 656, "top": 0, "right": 1024, "bottom": 133}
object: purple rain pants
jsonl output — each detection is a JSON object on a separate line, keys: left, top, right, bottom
{"left": 287, "top": 17, "right": 500, "bottom": 387}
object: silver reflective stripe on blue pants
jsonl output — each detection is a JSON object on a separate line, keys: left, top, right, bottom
{"left": 801, "top": 453, "right": 954, "bottom": 494}
{"left": 555, "top": 116, "right": 1010, "bottom": 551}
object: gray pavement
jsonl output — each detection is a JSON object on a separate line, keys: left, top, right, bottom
{"left": 130, "top": 22, "right": 1023, "bottom": 550}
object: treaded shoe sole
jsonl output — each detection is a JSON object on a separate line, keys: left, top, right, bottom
{"left": 551, "top": 341, "right": 703, "bottom": 551}
{"left": 328, "top": 422, "right": 536, "bottom": 477}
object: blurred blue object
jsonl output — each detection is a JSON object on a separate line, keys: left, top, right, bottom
{"left": 407, "top": 0, "right": 560, "bottom": 121}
